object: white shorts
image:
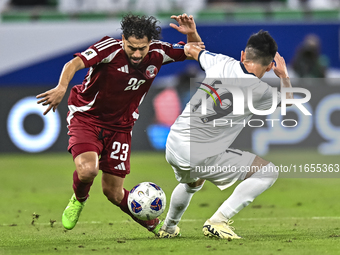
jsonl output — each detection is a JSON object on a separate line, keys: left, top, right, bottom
{"left": 166, "top": 147, "right": 256, "bottom": 190}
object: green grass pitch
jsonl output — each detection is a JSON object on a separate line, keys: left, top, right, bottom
{"left": 1, "top": 150, "right": 340, "bottom": 255}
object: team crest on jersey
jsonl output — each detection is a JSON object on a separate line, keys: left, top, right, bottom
{"left": 146, "top": 65, "right": 158, "bottom": 78}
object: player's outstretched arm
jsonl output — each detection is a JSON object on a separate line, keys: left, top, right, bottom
{"left": 170, "top": 13, "right": 201, "bottom": 43}
{"left": 272, "top": 52, "right": 293, "bottom": 103}
{"left": 36, "top": 56, "right": 85, "bottom": 115}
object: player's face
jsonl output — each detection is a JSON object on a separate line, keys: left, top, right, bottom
{"left": 122, "top": 35, "right": 150, "bottom": 66}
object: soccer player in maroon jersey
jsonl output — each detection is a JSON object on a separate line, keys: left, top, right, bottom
{"left": 36, "top": 13, "right": 203, "bottom": 236}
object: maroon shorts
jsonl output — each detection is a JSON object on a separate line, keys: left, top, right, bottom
{"left": 68, "top": 117, "right": 131, "bottom": 178}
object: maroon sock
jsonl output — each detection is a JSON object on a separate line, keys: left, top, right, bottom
{"left": 72, "top": 170, "right": 93, "bottom": 202}
{"left": 119, "top": 188, "right": 159, "bottom": 231}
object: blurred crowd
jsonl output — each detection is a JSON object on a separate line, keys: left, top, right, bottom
{"left": 0, "top": 0, "right": 333, "bottom": 79}
{"left": 287, "top": 0, "right": 340, "bottom": 10}
{"left": 56, "top": 0, "right": 205, "bottom": 16}
{"left": 1, "top": 0, "right": 339, "bottom": 15}
{"left": 292, "top": 34, "right": 329, "bottom": 78}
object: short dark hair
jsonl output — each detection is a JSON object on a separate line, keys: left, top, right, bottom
{"left": 245, "top": 30, "right": 278, "bottom": 66}
{"left": 121, "top": 14, "right": 162, "bottom": 41}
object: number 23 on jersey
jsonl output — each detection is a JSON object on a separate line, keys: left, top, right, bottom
{"left": 110, "top": 141, "right": 129, "bottom": 161}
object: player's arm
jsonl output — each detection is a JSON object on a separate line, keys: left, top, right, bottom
{"left": 170, "top": 13, "right": 204, "bottom": 60}
{"left": 36, "top": 56, "right": 85, "bottom": 115}
{"left": 272, "top": 52, "right": 293, "bottom": 105}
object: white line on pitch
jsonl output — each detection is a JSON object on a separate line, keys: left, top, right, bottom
{"left": 3, "top": 216, "right": 340, "bottom": 227}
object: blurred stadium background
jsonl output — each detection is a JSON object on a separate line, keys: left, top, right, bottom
{"left": 0, "top": 0, "right": 340, "bottom": 156}
{"left": 1, "top": 3, "right": 340, "bottom": 253}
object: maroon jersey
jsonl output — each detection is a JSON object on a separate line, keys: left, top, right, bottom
{"left": 67, "top": 36, "right": 186, "bottom": 132}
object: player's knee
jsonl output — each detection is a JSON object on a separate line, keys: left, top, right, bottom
{"left": 257, "top": 162, "right": 279, "bottom": 187}
{"left": 184, "top": 182, "right": 204, "bottom": 193}
{"left": 265, "top": 162, "right": 279, "bottom": 180}
{"left": 103, "top": 187, "right": 124, "bottom": 206}
{"left": 76, "top": 161, "right": 99, "bottom": 182}
{"left": 269, "top": 162, "right": 279, "bottom": 181}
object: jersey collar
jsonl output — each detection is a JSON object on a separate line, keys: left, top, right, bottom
{"left": 240, "top": 62, "right": 256, "bottom": 77}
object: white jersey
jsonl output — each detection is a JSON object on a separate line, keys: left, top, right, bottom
{"left": 166, "top": 50, "right": 281, "bottom": 164}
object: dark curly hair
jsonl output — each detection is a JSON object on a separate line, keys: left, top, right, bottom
{"left": 121, "top": 14, "right": 162, "bottom": 41}
{"left": 245, "top": 30, "right": 278, "bottom": 66}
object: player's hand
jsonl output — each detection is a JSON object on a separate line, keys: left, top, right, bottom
{"left": 187, "top": 41, "right": 205, "bottom": 50}
{"left": 36, "top": 85, "right": 67, "bottom": 115}
{"left": 170, "top": 13, "right": 197, "bottom": 35}
{"left": 184, "top": 43, "right": 204, "bottom": 60}
{"left": 273, "top": 52, "right": 289, "bottom": 79}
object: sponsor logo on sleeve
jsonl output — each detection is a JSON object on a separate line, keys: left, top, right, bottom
{"left": 81, "top": 49, "right": 98, "bottom": 60}
{"left": 172, "top": 43, "right": 184, "bottom": 49}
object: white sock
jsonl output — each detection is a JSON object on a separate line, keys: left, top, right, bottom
{"left": 209, "top": 211, "right": 228, "bottom": 223}
{"left": 164, "top": 183, "right": 203, "bottom": 232}
{"left": 211, "top": 162, "right": 278, "bottom": 221}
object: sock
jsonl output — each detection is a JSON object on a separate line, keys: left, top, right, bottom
{"left": 210, "top": 211, "right": 229, "bottom": 224}
{"left": 211, "top": 162, "right": 279, "bottom": 221}
{"left": 164, "top": 183, "right": 203, "bottom": 232}
{"left": 72, "top": 170, "right": 93, "bottom": 202}
{"left": 119, "top": 188, "right": 159, "bottom": 231}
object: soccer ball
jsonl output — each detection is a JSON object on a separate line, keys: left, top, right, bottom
{"left": 127, "top": 182, "right": 166, "bottom": 221}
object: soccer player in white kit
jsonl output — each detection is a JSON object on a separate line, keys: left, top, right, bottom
{"left": 158, "top": 30, "right": 293, "bottom": 239}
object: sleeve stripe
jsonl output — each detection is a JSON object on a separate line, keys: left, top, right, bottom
{"left": 96, "top": 39, "right": 116, "bottom": 50}
{"left": 94, "top": 38, "right": 115, "bottom": 47}
{"left": 97, "top": 41, "right": 121, "bottom": 52}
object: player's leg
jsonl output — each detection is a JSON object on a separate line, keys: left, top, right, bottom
{"left": 62, "top": 148, "right": 100, "bottom": 230}
{"left": 203, "top": 151, "right": 279, "bottom": 239}
{"left": 209, "top": 155, "right": 277, "bottom": 221}
{"left": 62, "top": 118, "right": 103, "bottom": 230}
{"left": 157, "top": 147, "right": 205, "bottom": 238}
{"left": 99, "top": 130, "right": 159, "bottom": 232}
{"left": 159, "top": 178, "right": 205, "bottom": 238}
{"left": 101, "top": 172, "right": 159, "bottom": 232}
{"left": 73, "top": 150, "right": 100, "bottom": 201}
